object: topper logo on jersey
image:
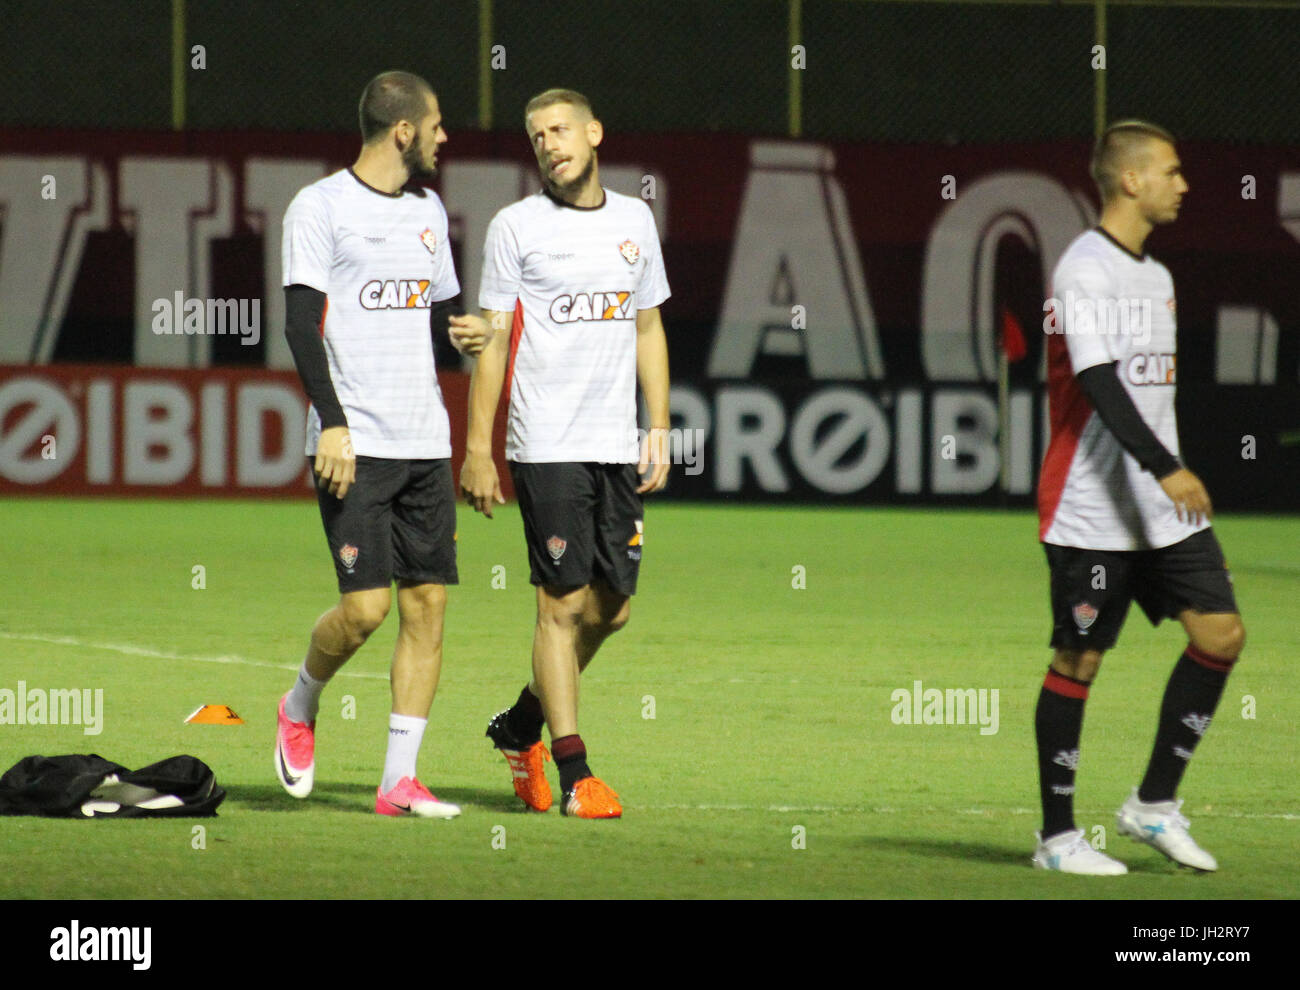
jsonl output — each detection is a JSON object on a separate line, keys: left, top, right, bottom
{"left": 549, "top": 291, "right": 634, "bottom": 324}
{"left": 359, "top": 279, "right": 432, "bottom": 310}
{"left": 1127, "top": 352, "right": 1177, "bottom": 385}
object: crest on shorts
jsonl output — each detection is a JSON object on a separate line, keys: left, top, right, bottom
{"left": 419, "top": 228, "right": 438, "bottom": 255}
{"left": 546, "top": 535, "right": 567, "bottom": 561}
{"left": 618, "top": 239, "right": 640, "bottom": 265}
{"left": 1072, "top": 602, "right": 1098, "bottom": 631}
{"left": 339, "top": 544, "right": 359, "bottom": 569}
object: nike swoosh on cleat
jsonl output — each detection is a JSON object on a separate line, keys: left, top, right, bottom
{"left": 278, "top": 746, "right": 301, "bottom": 786}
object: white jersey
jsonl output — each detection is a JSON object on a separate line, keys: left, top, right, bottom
{"left": 478, "top": 188, "right": 670, "bottom": 463}
{"left": 282, "top": 169, "right": 459, "bottom": 458}
{"left": 1039, "top": 228, "right": 1206, "bottom": 551}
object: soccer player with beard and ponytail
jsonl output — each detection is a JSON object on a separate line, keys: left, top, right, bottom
{"left": 1032, "top": 121, "right": 1245, "bottom": 874}
{"left": 461, "top": 89, "right": 672, "bottom": 819}
{"left": 273, "top": 71, "right": 490, "bottom": 818}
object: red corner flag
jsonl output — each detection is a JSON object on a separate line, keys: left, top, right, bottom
{"left": 1000, "top": 305, "right": 1028, "bottom": 363}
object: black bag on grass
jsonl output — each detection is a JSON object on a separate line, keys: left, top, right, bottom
{"left": 0, "top": 754, "right": 225, "bottom": 817}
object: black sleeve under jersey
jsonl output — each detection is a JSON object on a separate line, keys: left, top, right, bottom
{"left": 429, "top": 294, "right": 466, "bottom": 370}
{"left": 283, "top": 284, "right": 347, "bottom": 430}
{"left": 1076, "top": 362, "right": 1182, "bottom": 479}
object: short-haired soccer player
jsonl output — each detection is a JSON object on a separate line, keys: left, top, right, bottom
{"left": 460, "top": 89, "right": 672, "bottom": 818}
{"left": 1033, "top": 121, "right": 1245, "bottom": 873}
{"left": 274, "top": 70, "right": 489, "bottom": 818}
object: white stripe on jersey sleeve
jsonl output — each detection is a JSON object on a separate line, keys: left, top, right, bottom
{"left": 636, "top": 204, "right": 671, "bottom": 309}
{"left": 479, "top": 210, "right": 523, "bottom": 312}
{"left": 281, "top": 186, "right": 334, "bottom": 293}
{"left": 428, "top": 194, "right": 461, "bottom": 303}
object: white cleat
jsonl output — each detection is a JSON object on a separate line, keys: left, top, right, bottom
{"left": 1032, "top": 828, "right": 1129, "bottom": 875}
{"left": 1116, "top": 789, "right": 1217, "bottom": 872}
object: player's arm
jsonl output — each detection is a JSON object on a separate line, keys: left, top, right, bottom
{"left": 429, "top": 294, "right": 492, "bottom": 358}
{"left": 460, "top": 309, "right": 511, "bottom": 517}
{"left": 1076, "top": 362, "right": 1212, "bottom": 524}
{"left": 635, "top": 306, "right": 671, "bottom": 494}
{"left": 284, "top": 284, "right": 355, "bottom": 499}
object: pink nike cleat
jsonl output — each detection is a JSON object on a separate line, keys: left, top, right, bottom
{"left": 375, "top": 776, "right": 461, "bottom": 818}
{"left": 275, "top": 693, "right": 315, "bottom": 799}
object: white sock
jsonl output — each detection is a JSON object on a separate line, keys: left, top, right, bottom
{"left": 381, "top": 713, "right": 427, "bottom": 793}
{"left": 284, "top": 662, "right": 327, "bottom": 724}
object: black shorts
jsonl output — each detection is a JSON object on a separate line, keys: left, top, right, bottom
{"left": 509, "top": 461, "right": 643, "bottom": 596}
{"left": 313, "top": 456, "right": 458, "bottom": 594}
{"left": 1044, "top": 528, "right": 1238, "bottom": 652}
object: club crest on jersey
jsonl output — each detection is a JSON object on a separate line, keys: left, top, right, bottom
{"left": 339, "top": 544, "right": 359, "bottom": 569}
{"left": 1072, "top": 602, "right": 1098, "bottom": 632}
{"left": 360, "top": 279, "right": 432, "bottom": 310}
{"left": 549, "top": 291, "right": 634, "bottom": 323}
{"left": 419, "top": 228, "right": 437, "bottom": 255}
{"left": 546, "top": 535, "right": 567, "bottom": 561}
{"left": 618, "top": 239, "right": 640, "bottom": 265}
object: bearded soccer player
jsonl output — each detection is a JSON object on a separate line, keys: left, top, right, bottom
{"left": 274, "top": 71, "right": 488, "bottom": 818}
{"left": 1032, "top": 121, "right": 1245, "bottom": 874}
{"left": 460, "top": 89, "right": 671, "bottom": 819}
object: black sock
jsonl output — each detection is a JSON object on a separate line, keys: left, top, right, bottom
{"left": 505, "top": 685, "right": 545, "bottom": 745}
{"left": 1035, "top": 668, "right": 1090, "bottom": 839}
{"left": 1138, "top": 647, "right": 1233, "bottom": 803}
{"left": 551, "top": 734, "right": 590, "bottom": 794}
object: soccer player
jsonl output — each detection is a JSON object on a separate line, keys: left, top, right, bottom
{"left": 273, "top": 70, "right": 489, "bottom": 818}
{"left": 459, "top": 89, "right": 671, "bottom": 819}
{"left": 1032, "top": 121, "right": 1245, "bottom": 873}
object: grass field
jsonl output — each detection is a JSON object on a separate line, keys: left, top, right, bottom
{"left": 0, "top": 498, "right": 1295, "bottom": 900}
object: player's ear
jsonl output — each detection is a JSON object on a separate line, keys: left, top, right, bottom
{"left": 587, "top": 118, "right": 603, "bottom": 149}
{"left": 393, "top": 119, "right": 413, "bottom": 150}
{"left": 1120, "top": 166, "right": 1141, "bottom": 199}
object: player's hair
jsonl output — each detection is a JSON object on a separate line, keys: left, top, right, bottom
{"left": 523, "top": 88, "right": 595, "bottom": 130}
{"left": 358, "top": 71, "right": 435, "bottom": 143}
{"left": 1090, "top": 120, "right": 1177, "bottom": 202}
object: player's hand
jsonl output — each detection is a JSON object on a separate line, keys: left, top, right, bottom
{"left": 636, "top": 426, "right": 670, "bottom": 494}
{"left": 460, "top": 450, "right": 505, "bottom": 518}
{"left": 314, "top": 426, "right": 356, "bottom": 499}
{"left": 449, "top": 314, "right": 492, "bottom": 357}
{"left": 1159, "top": 467, "right": 1213, "bottom": 526}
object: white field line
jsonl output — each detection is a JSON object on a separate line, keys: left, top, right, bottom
{"left": 655, "top": 800, "right": 1300, "bottom": 815}
{"left": 646, "top": 805, "right": 1299, "bottom": 821}
{"left": 0, "top": 631, "right": 388, "bottom": 680}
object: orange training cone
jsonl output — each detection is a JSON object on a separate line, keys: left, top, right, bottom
{"left": 185, "top": 704, "right": 245, "bottom": 725}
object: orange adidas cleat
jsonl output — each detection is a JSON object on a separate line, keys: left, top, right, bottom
{"left": 562, "top": 776, "right": 622, "bottom": 819}
{"left": 486, "top": 710, "right": 553, "bottom": 812}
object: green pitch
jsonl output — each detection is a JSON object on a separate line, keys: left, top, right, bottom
{"left": 1, "top": 498, "right": 1295, "bottom": 899}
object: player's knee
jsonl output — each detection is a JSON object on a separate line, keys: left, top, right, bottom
{"left": 340, "top": 592, "right": 390, "bottom": 643}
{"left": 398, "top": 583, "right": 446, "bottom": 623}
{"left": 1195, "top": 617, "right": 1245, "bottom": 662}
{"left": 1052, "top": 649, "right": 1103, "bottom": 683}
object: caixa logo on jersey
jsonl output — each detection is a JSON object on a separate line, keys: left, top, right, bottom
{"left": 359, "top": 279, "right": 433, "bottom": 310}
{"left": 1127, "top": 352, "right": 1176, "bottom": 386}
{"left": 549, "top": 291, "right": 634, "bottom": 323}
